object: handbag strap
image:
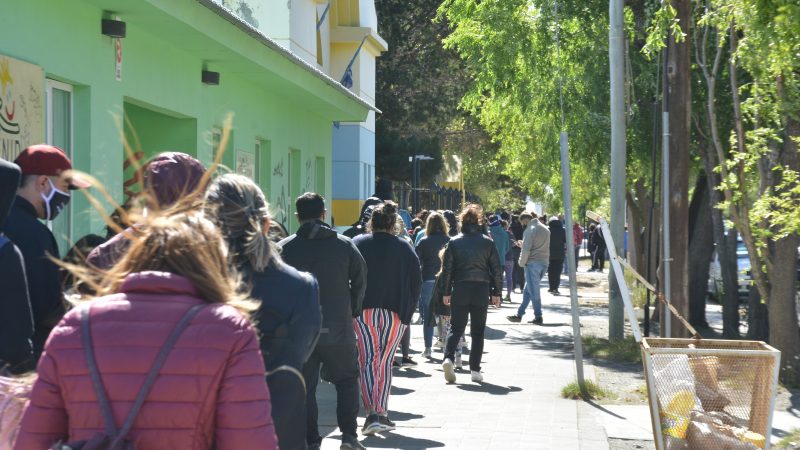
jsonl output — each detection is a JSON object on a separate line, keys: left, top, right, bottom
{"left": 81, "top": 303, "right": 206, "bottom": 447}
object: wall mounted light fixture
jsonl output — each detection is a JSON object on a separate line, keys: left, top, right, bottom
{"left": 202, "top": 70, "right": 220, "bottom": 85}
{"left": 101, "top": 18, "right": 126, "bottom": 38}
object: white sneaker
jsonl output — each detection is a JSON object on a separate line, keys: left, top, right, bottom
{"left": 422, "top": 348, "right": 431, "bottom": 358}
{"left": 454, "top": 353, "right": 462, "bottom": 368}
{"left": 471, "top": 370, "right": 483, "bottom": 383}
{"left": 434, "top": 339, "right": 443, "bottom": 349}
{"left": 442, "top": 358, "right": 456, "bottom": 383}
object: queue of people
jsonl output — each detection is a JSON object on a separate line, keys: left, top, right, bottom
{"left": 1, "top": 144, "right": 593, "bottom": 449}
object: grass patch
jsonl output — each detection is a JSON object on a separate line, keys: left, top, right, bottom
{"left": 561, "top": 380, "right": 611, "bottom": 400}
{"left": 581, "top": 335, "right": 642, "bottom": 364}
{"left": 776, "top": 428, "right": 800, "bottom": 449}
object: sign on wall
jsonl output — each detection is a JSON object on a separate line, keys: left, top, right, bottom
{"left": 0, "top": 54, "right": 44, "bottom": 161}
{"left": 236, "top": 149, "right": 256, "bottom": 180}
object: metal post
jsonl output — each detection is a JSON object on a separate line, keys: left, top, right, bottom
{"left": 609, "top": 0, "right": 626, "bottom": 341}
{"left": 662, "top": 111, "right": 671, "bottom": 337}
{"left": 560, "top": 132, "right": 585, "bottom": 391}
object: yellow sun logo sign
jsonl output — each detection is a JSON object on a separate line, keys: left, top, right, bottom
{"left": 0, "top": 58, "right": 13, "bottom": 97}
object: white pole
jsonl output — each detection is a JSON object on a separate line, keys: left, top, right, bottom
{"left": 609, "top": 0, "right": 627, "bottom": 340}
{"left": 560, "top": 132, "right": 585, "bottom": 389}
{"left": 662, "top": 111, "right": 671, "bottom": 338}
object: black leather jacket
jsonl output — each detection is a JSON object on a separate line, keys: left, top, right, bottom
{"left": 439, "top": 224, "right": 503, "bottom": 296}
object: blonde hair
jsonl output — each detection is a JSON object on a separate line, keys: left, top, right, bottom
{"left": 96, "top": 213, "right": 254, "bottom": 311}
{"left": 203, "top": 174, "right": 278, "bottom": 272}
{"left": 425, "top": 211, "right": 449, "bottom": 236}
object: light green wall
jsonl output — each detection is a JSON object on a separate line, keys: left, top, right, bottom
{"left": 0, "top": 0, "right": 368, "bottom": 242}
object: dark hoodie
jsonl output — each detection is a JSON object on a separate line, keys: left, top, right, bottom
{"left": 0, "top": 159, "right": 34, "bottom": 372}
{"left": 342, "top": 197, "right": 382, "bottom": 238}
{"left": 279, "top": 220, "right": 367, "bottom": 346}
{"left": 548, "top": 217, "right": 567, "bottom": 260}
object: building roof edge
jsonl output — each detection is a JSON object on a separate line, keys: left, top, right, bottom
{"left": 196, "top": 0, "right": 380, "bottom": 114}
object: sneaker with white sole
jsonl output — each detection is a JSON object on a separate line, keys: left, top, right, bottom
{"left": 442, "top": 358, "right": 456, "bottom": 383}
{"left": 471, "top": 370, "right": 483, "bottom": 382}
{"left": 422, "top": 348, "right": 431, "bottom": 358}
{"left": 340, "top": 434, "right": 366, "bottom": 450}
{"left": 362, "top": 413, "right": 382, "bottom": 436}
{"left": 454, "top": 353, "right": 462, "bottom": 369}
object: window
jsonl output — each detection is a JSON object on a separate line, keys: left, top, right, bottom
{"left": 46, "top": 79, "right": 73, "bottom": 254}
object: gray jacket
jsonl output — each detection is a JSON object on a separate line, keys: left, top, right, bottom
{"left": 518, "top": 220, "right": 551, "bottom": 265}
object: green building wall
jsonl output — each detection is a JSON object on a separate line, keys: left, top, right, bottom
{"left": 0, "top": 0, "right": 369, "bottom": 250}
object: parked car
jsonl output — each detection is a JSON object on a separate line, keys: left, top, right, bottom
{"left": 708, "top": 240, "right": 752, "bottom": 301}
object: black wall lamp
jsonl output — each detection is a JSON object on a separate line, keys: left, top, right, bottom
{"left": 202, "top": 70, "right": 220, "bottom": 85}
{"left": 101, "top": 18, "right": 126, "bottom": 38}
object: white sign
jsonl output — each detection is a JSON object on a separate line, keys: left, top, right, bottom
{"left": 0, "top": 54, "right": 44, "bottom": 161}
{"left": 236, "top": 150, "right": 256, "bottom": 180}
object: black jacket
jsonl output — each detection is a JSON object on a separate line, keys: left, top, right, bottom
{"left": 1, "top": 195, "right": 64, "bottom": 360}
{"left": 279, "top": 220, "right": 367, "bottom": 346}
{"left": 0, "top": 159, "right": 34, "bottom": 373}
{"left": 415, "top": 233, "right": 450, "bottom": 280}
{"left": 353, "top": 232, "right": 422, "bottom": 325}
{"left": 246, "top": 262, "right": 321, "bottom": 371}
{"left": 439, "top": 224, "right": 503, "bottom": 297}
{"left": 548, "top": 218, "right": 567, "bottom": 261}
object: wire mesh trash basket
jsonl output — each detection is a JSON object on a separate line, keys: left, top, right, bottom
{"left": 641, "top": 338, "right": 781, "bottom": 450}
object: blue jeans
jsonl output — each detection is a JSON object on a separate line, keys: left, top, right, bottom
{"left": 517, "top": 261, "right": 548, "bottom": 319}
{"left": 419, "top": 280, "right": 436, "bottom": 348}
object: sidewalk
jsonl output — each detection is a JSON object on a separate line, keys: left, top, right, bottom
{"left": 313, "top": 288, "right": 609, "bottom": 450}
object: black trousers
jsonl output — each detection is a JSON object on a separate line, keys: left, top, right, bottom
{"left": 596, "top": 247, "right": 606, "bottom": 271}
{"left": 445, "top": 281, "right": 489, "bottom": 372}
{"left": 548, "top": 259, "right": 563, "bottom": 291}
{"left": 512, "top": 247, "right": 525, "bottom": 291}
{"left": 303, "top": 343, "right": 360, "bottom": 445}
{"left": 268, "top": 370, "right": 308, "bottom": 450}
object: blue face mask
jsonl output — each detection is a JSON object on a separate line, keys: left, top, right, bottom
{"left": 40, "top": 178, "right": 70, "bottom": 221}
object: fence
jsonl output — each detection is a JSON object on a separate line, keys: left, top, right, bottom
{"left": 389, "top": 181, "right": 480, "bottom": 214}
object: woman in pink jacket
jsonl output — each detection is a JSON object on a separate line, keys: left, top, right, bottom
{"left": 14, "top": 213, "right": 279, "bottom": 450}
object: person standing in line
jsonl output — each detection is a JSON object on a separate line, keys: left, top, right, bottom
{"left": 415, "top": 211, "right": 451, "bottom": 359}
{"left": 439, "top": 205, "right": 502, "bottom": 384}
{"left": 488, "top": 215, "right": 510, "bottom": 303}
{"left": 547, "top": 216, "right": 567, "bottom": 295}
{"left": 509, "top": 214, "right": 525, "bottom": 293}
{"left": 592, "top": 223, "right": 607, "bottom": 272}
{"left": 352, "top": 202, "right": 421, "bottom": 436}
{"left": 278, "top": 192, "right": 367, "bottom": 450}
{"left": 587, "top": 223, "right": 598, "bottom": 271}
{"left": 507, "top": 212, "right": 551, "bottom": 324}
{"left": 572, "top": 221, "right": 584, "bottom": 271}
{"left": 3, "top": 145, "right": 91, "bottom": 360}
{"left": 0, "top": 159, "right": 34, "bottom": 374}
{"left": 15, "top": 214, "right": 278, "bottom": 450}
{"left": 204, "top": 176, "right": 322, "bottom": 450}
{"left": 502, "top": 220, "right": 517, "bottom": 303}
{"left": 395, "top": 215, "right": 418, "bottom": 367}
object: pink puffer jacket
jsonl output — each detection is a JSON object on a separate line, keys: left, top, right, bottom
{"left": 14, "top": 271, "right": 279, "bottom": 450}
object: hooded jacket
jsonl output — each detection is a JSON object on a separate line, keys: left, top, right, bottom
{"left": 342, "top": 197, "right": 382, "bottom": 239}
{"left": 279, "top": 220, "right": 367, "bottom": 346}
{"left": 1, "top": 189, "right": 64, "bottom": 361}
{"left": 548, "top": 218, "right": 567, "bottom": 260}
{"left": 489, "top": 222, "right": 510, "bottom": 266}
{"left": 0, "top": 159, "right": 34, "bottom": 372}
{"left": 14, "top": 271, "right": 278, "bottom": 450}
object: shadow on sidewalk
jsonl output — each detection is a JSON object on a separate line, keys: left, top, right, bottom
{"left": 388, "top": 410, "right": 425, "bottom": 421}
{"left": 391, "top": 385, "right": 415, "bottom": 395}
{"left": 363, "top": 431, "right": 445, "bottom": 449}
{"left": 456, "top": 382, "right": 522, "bottom": 395}
{"left": 485, "top": 326, "right": 507, "bottom": 340}
{"left": 583, "top": 399, "right": 625, "bottom": 419}
{"left": 393, "top": 367, "right": 431, "bottom": 379}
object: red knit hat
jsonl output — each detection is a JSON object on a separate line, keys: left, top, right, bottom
{"left": 14, "top": 144, "right": 91, "bottom": 189}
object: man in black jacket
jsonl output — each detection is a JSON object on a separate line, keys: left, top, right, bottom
{"left": 3, "top": 145, "right": 90, "bottom": 360}
{"left": 279, "top": 192, "right": 368, "bottom": 450}
{"left": 0, "top": 158, "right": 34, "bottom": 374}
{"left": 547, "top": 216, "right": 567, "bottom": 295}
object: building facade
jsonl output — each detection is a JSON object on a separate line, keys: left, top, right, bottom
{"left": 0, "top": 0, "right": 374, "bottom": 253}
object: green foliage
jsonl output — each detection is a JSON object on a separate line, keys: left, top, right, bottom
{"left": 561, "top": 379, "right": 611, "bottom": 400}
{"left": 776, "top": 428, "right": 800, "bottom": 449}
{"left": 581, "top": 335, "right": 642, "bottom": 364}
{"left": 642, "top": 2, "right": 684, "bottom": 58}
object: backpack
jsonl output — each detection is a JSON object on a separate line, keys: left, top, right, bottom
{"left": 50, "top": 303, "right": 205, "bottom": 450}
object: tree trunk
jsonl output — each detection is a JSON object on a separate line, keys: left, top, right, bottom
{"left": 688, "top": 174, "right": 713, "bottom": 330}
{"left": 720, "top": 227, "right": 741, "bottom": 338}
{"left": 666, "top": 0, "right": 692, "bottom": 338}
{"left": 747, "top": 288, "right": 770, "bottom": 341}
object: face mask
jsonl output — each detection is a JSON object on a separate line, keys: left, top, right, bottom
{"left": 41, "top": 178, "right": 71, "bottom": 221}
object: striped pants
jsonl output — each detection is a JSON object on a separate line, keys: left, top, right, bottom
{"left": 354, "top": 308, "right": 406, "bottom": 415}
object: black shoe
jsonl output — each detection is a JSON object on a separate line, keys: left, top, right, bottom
{"left": 401, "top": 357, "right": 417, "bottom": 366}
{"left": 341, "top": 434, "right": 366, "bottom": 450}
{"left": 506, "top": 315, "right": 522, "bottom": 323}
{"left": 530, "top": 317, "right": 543, "bottom": 325}
{"left": 378, "top": 415, "right": 396, "bottom": 431}
{"left": 553, "top": 290, "right": 560, "bottom": 296}
{"left": 392, "top": 359, "right": 401, "bottom": 368}
{"left": 362, "top": 413, "right": 382, "bottom": 435}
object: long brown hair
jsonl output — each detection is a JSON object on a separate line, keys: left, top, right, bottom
{"left": 425, "top": 211, "right": 449, "bottom": 236}
{"left": 97, "top": 213, "right": 253, "bottom": 310}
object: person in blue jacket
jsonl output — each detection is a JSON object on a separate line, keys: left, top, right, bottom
{"left": 204, "top": 174, "right": 321, "bottom": 450}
